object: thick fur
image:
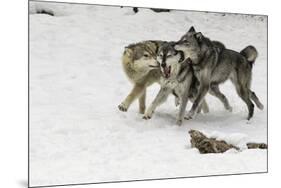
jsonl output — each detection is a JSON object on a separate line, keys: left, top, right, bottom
{"left": 175, "top": 26, "right": 264, "bottom": 120}
{"left": 143, "top": 42, "right": 209, "bottom": 125}
{"left": 240, "top": 45, "right": 258, "bottom": 65}
{"left": 118, "top": 40, "right": 165, "bottom": 114}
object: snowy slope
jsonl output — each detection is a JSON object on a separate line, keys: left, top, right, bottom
{"left": 29, "top": 1, "right": 267, "bottom": 186}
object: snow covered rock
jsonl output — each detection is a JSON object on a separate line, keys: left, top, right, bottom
{"left": 189, "top": 129, "right": 239, "bottom": 154}
{"left": 189, "top": 130, "right": 267, "bottom": 154}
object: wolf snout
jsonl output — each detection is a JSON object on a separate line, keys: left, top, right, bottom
{"left": 161, "top": 62, "right": 166, "bottom": 68}
{"left": 174, "top": 42, "right": 181, "bottom": 49}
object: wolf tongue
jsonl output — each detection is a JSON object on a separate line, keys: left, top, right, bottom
{"left": 164, "top": 66, "right": 170, "bottom": 78}
{"left": 186, "top": 57, "right": 192, "bottom": 64}
{"left": 164, "top": 67, "right": 168, "bottom": 75}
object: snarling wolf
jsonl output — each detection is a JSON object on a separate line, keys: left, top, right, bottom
{"left": 118, "top": 40, "right": 167, "bottom": 114}
{"left": 143, "top": 42, "right": 209, "bottom": 125}
{"left": 175, "top": 26, "right": 264, "bottom": 120}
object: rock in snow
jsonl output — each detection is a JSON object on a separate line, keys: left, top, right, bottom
{"left": 189, "top": 130, "right": 267, "bottom": 154}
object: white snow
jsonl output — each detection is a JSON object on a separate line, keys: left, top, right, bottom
{"left": 29, "top": 1, "right": 267, "bottom": 187}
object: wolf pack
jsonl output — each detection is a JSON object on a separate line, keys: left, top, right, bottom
{"left": 118, "top": 26, "right": 264, "bottom": 125}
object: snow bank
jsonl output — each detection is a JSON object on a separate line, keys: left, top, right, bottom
{"left": 29, "top": 1, "right": 267, "bottom": 186}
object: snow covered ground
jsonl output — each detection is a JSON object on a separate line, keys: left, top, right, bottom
{"left": 29, "top": 1, "right": 267, "bottom": 187}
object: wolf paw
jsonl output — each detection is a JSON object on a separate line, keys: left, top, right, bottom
{"left": 143, "top": 108, "right": 153, "bottom": 120}
{"left": 184, "top": 115, "right": 193, "bottom": 120}
{"left": 257, "top": 103, "right": 264, "bottom": 110}
{"left": 184, "top": 112, "right": 194, "bottom": 120}
{"left": 246, "top": 118, "right": 252, "bottom": 124}
{"left": 118, "top": 103, "right": 128, "bottom": 112}
{"left": 227, "top": 106, "right": 233, "bottom": 112}
{"left": 142, "top": 108, "right": 153, "bottom": 120}
{"left": 176, "top": 119, "right": 183, "bottom": 126}
{"left": 142, "top": 115, "right": 151, "bottom": 120}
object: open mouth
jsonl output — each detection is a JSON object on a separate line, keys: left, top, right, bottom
{"left": 163, "top": 65, "right": 171, "bottom": 78}
{"left": 186, "top": 57, "right": 192, "bottom": 64}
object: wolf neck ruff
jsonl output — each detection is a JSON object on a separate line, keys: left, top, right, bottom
{"left": 176, "top": 50, "right": 185, "bottom": 63}
{"left": 177, "top": 56, "right": 192, "bottom": 82}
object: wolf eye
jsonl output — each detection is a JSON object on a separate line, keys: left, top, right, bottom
{"left": 143, "top": 54, "right": 149, "bottom": 57}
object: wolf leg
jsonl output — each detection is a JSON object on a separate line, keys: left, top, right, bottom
{"left": 209, "top": 84, "right": 232, "bottom": 112}
{"left": 143, "top": 87, "right": 171, "bottom": 119}
{"left": 185, "top": 84, "right": 209, "bottom": 120}
{"left": 138, "top": 89, "right": 146, "bottom": 114}
{"left": 235, "top": 84, "right": 255, "bottom": 120}
{"left": 250, "top": 90, "right": 264, "bottom": 110}
{"left": 232, "top": 70, "right": 255, "bottom": 120}
{"left": 197, "top": 104, "right": 202, "bottom": 113}
{"left": 172, "top": 91, "right": 180, "bottom": 107}
{"left": 176, "top": 81, "right": 192, "bottom": 125}
{"left": 118, "top": 84, "right": 145, "bottom": 112}
{"left": 201, "top": 99, "right": 209, "bottom": 113}
{"left": 190, "top": 97, "right": 208, "bottom": 114}
{"left": 241, "top": 88, "right": 255, "bottom": 120}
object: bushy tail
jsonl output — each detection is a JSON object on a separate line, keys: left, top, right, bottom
{"left": 240, "top": 45, "right": 258, "bottom": 65}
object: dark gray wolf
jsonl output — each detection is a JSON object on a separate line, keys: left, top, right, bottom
{"left": 175, "top": 26, "right": 264, "bottom": 120}
{"left": 143, "top": 42, "right": 209, "bottom": 125}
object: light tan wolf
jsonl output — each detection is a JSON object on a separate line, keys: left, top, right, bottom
{"left": 118, "top": 40, "right": 164, "bottom": 114}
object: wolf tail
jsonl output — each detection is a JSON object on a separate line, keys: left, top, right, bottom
{"left": 240, "top": 45, "right": 258, "bottom": 65}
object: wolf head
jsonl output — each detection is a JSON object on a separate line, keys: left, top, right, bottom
{"left": 123, "top": 42, "right": 160, "bottom": 75}
{"left": 175, "top": 26, "right": 210, "bottom": 65}
{"left": 156, "top": 42, "right": 186, "bottom": 79}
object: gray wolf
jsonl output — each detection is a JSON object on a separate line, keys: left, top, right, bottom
{"left": 175, "top": 26, "right": 264, "bottom": 120}
{"left": 118, "top": 40, "right": 166, "bottom": 114}
{"left": 143, "top": 42, "right": 209, "bottom": 125}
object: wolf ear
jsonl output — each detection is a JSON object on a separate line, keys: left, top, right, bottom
{"left": 195, "top": 32, "right": 203, "bottom": 41}
{"left": 124, "top": 47, "right": 133, "bottom": 57}
{"left": 188, "top": 26, "right": 196, "bottom": 33}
